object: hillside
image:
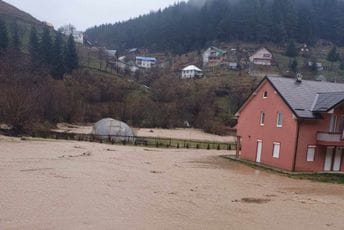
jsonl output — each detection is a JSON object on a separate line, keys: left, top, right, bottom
{"left": 85, "top": 0, "right": 344, "bottom": 54}
{"left": 0, "top": 0, "right": 40, "bottom": 25}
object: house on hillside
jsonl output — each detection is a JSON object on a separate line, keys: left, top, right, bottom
{"left": 236, "top": 75, "right": 344, "bottom": 172}
{"left": 136, "top": 56, "right": 157, "bottom": 69}
{"left": 115, "top": 56, "right": 139, "bottom": 73}
{"left": 72, "top": 31, "right": 84, "bottom": 44}
{"left": 249, "top": 48, "right": 272, "bottom": 66}
{"left": 105, "top": 49, "right": 117, "bottom": 58}
{"left": 181, "top": 65, "right": 203, "bottom": 79}
{"left": 203, "top": 46, "right": 227, "bottom": 67}
{"left": 308, "top": 61, "right": 324, "bottom": 71}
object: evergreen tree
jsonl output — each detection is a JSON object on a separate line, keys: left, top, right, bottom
{"left": 39, "top": 26, "right": 53, "bottom": 66}
{"left": 310, "top": 58, "right": 318, "bottom": 73}
{"left": 340, "top": 55, "right": 344, "bottom": 70}
{"left": 327, "top": 46, "right": 339, "bottom": 62}
{"left": 0, "top": 19, "right": 8, "bottom": 53}
{"left": 286, "top": 40, "right": 297, "bottom": 57}
{"left": 340, "top": 61, "right": 344, "bottom": 70}
{"left": 52, "top": 32, "right": 65, "bottom": 79}
{"left": 64, "top": 34, "right": 78, "bottom": 73}
{"left": 29, "top": 26, "right": 40, "bottom": 64}
{"left": 290, "top": 59, "right": 298, "bottom": 73}
{"left": 10, "top": 21, "right": 20, "bottom": 50}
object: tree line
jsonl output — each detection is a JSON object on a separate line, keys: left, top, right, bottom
{"left": 86, "top": 0, "right": 344, "bottom": 54}
{"left": 0, "top": 18, "right": 78, "bottom": 79}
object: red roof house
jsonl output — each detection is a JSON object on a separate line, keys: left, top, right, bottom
{"left": 236, "top": 76, "right": 344, "bottom": 172}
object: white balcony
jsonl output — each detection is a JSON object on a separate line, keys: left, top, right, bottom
{"left": 317, "top": 132, "right": 344, "bottom": 146}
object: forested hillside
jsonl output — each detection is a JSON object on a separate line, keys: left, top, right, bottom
{"left": 86, "top": 0, "right": 344, "bottom": 53}
{"left": 0, "top": 1, "right": 253, "bottom": 135}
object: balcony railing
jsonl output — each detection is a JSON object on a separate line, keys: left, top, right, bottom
{"left": 317, "top": 132, "right": 344, "bottom": 145}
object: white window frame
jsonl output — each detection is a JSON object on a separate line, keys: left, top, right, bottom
{"left": 260, "top": 112, "right": 265, "bottom": 126}
{"left": 306, "top": 145, "right": 316, "bottom": 162}
{"left": 272, "top": 142, "right": 280, "bottom": 159}
{"left": 276, "top": 112, "right": 283, "bottom": 128}
{"left": 263, "top": 91, "right": 268, "bottom": 98}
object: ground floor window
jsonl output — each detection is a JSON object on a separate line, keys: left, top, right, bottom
{"left": 306, "top": 146, "right": 316, "bottom": 162}
{"left": 272, "top": 142, "right": 280, "bottom": 159}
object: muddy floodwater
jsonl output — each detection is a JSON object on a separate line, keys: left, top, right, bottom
{"left": 1, "top": 136, "right": 344, "bottom": 230}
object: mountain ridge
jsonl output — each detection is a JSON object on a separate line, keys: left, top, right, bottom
{"left": 0, "top": 0, "right": 41, "bottom": 25}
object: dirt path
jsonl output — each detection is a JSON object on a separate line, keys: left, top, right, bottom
{"left": 1, "top": 137, "right": 344, "bottom": 229}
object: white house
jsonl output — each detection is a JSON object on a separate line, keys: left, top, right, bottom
{"left": 72, "top": 31, "right": 84, "bottom": 44}
{"left": 181, "top": 65, "right": 203, "bottom": 79}
{"left": 249, "top": 48, "right": 273, "bottom": 66}
{"left": 60, "top": 25, "right": 84, "bottom": 44}
{"left": 136, "top": 56, "right": 156, "bottom": 69}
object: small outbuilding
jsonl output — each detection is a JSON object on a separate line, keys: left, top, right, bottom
{"left": 181, "top": 65, "right": 203, "bottom": 79}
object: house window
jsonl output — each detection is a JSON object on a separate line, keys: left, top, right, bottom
{"left": 260, "top": 112, "right": 265, "bottom": 126}
{"left": 276, "top": 112, "right": 283, "bottom": 127}
{"left": 272, "top": 142, "right": 281, "bottom": 159}
{"left": 263, "top": 91, "right": 268, "bottom": 98}
{"left": 306, "top": 146, "right": 316, "bottom": 162}
{"left": 329, "top": 114, "right": 337, "bottom": 132}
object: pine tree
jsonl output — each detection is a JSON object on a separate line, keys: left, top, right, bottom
{"left": 327, "top": 46, "right": 339, "bottom": 62}
{"left": 286, "top": 40, "right": 297, "bottom": 57}
{"left": 29, "top": 26, "right": 40, "bottom": 64}
{"left": 340, "top": 61, "right": 344, "bottom": 70}
{"left": 10, "top": 21, "right": 20, "bottom": 50}
{"left": 64, "top": 34, "right": 78, "bottom": 73}
{"left": 340, "top": 55, "right": 344, "bottom": 70}
{"left": 51, "top": 32, "right": 65, "bottom": 79}
{"left": 290, "top": 59, "right": 298, "bottom": 73}
{"left": 327, "top": 46, "right": 339, "bottom": 70}
{"left": 39, "top": 26, "right": 53, "bottom": 66}
{"left": 0, "top": 19, "right": 8, "bottom": 53}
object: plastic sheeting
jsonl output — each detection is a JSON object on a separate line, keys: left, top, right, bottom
{"left": 92, "top": 118, "right": 135, "bottom": 141}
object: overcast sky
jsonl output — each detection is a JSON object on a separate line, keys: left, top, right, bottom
{"left": 5, "top": 0, "right": 181, "bottom": 31}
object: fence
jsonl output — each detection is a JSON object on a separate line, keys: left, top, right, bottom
{"left": 31, "top": 131, "right": 236, "bottom": 151}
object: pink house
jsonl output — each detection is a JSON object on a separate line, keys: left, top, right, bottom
{"left": 236, "top": 76, "right": 344, "bottom": 172}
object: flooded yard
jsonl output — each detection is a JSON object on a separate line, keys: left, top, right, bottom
{"left": 1, "top": 136, "right": 344, "bottom": 230}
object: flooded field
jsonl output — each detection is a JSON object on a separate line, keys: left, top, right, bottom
{"left": 1, "top": 136, "right": 344, "bottom": 230}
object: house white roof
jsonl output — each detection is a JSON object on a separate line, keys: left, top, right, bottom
{"left": 250, "top": 47, "right": 272, "bottom": 60}
{"left": 183, "top": 65, "right": 202, "bottom": 71}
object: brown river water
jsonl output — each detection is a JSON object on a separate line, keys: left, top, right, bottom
{"left": 0, "top": 136, "right": 344, "bottom": 230}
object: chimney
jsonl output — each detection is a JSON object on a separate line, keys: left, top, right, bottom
{"left": 296, "top": 73, "right": 303, "bottom": 83}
